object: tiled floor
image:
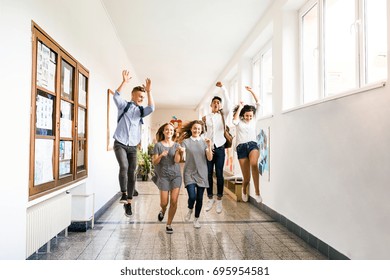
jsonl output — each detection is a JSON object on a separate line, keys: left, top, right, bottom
{"left": 28, "top": 181, "right": 327, "bottom": 260}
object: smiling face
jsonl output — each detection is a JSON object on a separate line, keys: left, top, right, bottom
{"left": 132, "top": 90, "right": 145, "bottom": 105}
{"left": 243, "top": 111, "right": 254, "bottom": 122}
{"left": 163, "top": 124, "right": 175, "bottom": 140}
{"left": 191, "top": 123, "right": 203, "bottom": 137}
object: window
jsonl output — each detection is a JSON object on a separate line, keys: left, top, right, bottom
{"left": 300, "top": 0, "right": 387, "bottom": 103}
{"left": 30, "top": 23, "right": 88, "bottom": 199}
{"left": 252, "top": 44, "right": 273, "bottom": 116}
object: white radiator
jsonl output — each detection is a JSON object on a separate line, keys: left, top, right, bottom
{"left": 26, "top": 193, "right": 71, "bottom": 258}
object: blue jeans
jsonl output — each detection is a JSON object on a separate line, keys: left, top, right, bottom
{"left": 113, "top": 140, "right": 137, "bottom": 199}
{"left": 186, "top": 184, "right": 206, "bottom": 218}
{"left": 206, "top": 145, "right": 225, "bottom": 198}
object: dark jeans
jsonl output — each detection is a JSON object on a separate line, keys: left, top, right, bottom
{"left": 206, "top": 145, "right": 225, "bottom": 198}
{"left": 186, "top": 184, "right": 206, "bottom": 218}
{"left": 113, "top": 140, "right": 137, "bottom": 200}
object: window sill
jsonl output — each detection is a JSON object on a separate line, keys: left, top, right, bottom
{"left": 282, "top": 81, "right": 386, "bottom": 114}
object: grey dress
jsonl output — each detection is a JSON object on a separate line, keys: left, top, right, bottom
{"left": 182, "top": 138, "right": 209, "bottom": 188}
{"left": 152, "top": 142, "right": 182, "bottom": 191}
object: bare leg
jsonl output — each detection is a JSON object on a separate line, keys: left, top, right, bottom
{"left": 238, "top": 158, "right": 250, "bottom": 194}
{"left": 160, "top": 190, "right": 169, "bottom": 214}
{"left": 167, "top": 188, "right": 180, "bottom": 226}
{"left": 249, "top": 149, "right": 260, "bottom": 195}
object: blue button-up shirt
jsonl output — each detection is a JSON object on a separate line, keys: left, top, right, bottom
{"left": 113, "top": 91, "right": 154, "bottom": 146}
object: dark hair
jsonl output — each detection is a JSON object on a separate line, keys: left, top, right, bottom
{"left": 132, "top": 86, "right": 145, "bottom": 93}
{"left": 233, "top": 104, "right": 257, "bottom": 118}
{"left": 176, "top": 120, "right": 205, "bottom": 143}
{"left": 211, "top": 96, "right": 222, "bottom": 103}
{"left": 155, "top": 123, "right": 176, "bottom": 142}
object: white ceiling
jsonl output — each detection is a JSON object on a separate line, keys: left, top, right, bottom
{"left": 102, "top": 0, "right": 271, "bottom": 109}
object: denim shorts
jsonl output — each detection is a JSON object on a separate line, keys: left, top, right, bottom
{"left": 236, "top": 141, "right": 259, "bottom": 159}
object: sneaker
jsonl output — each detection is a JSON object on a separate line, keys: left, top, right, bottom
{"left": 124, "top": 203, "right": 132, "bottom": 217}
{"left": 254, "top": 194, "right": 263, "bottom": 203}
{"left": 158, "top": 211, "right": 164, "bottom": 222}
{"left": 205, "top": 198, "right": 215, "bottom": 211}
{"left": 216, "top": 200, "right": 223, "bottom": 214}
{"left": 193, "top": 218, "right": 201, "bottom": 228}
{"left": 185, "top": 209, "right": 193, "bottom": 221}
{"left": 166, "top": 225, "right": 173, "bottom": 234}
{"left": 119, "top": 193, "right": 127, "bottom": 204}
{"left": 133, "top": 189, "right": 139, "bottom": 196}
{"left": 241, "top": 188, "right": 248, "bottom": 202}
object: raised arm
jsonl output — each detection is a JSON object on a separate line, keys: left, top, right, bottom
{"left": 245, "top": 86, "right": 259, "bottom": 104}
{"left": 245, "top": 86, "right": 261, "bottom": 119}
{"left": 143, "top": 78, "right": 155, "bottom": 108}
{"left": 117, "top": 70, "right": 132, "bottom": 93}
{"left": 217, "top": 81, "right": 232, "bottom": 115}
{"left": 233, "top": 101, "right": 244, "bottom": 122}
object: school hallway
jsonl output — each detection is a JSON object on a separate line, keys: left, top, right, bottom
{"left": 28, "top": 181, "right": 326, "bottom": 260}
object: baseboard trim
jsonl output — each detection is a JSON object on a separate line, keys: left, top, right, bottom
{"left": 248, "top": 197, "right": 349, "bottom": 260}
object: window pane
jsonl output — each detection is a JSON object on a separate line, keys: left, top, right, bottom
{"left": 366, "top": 0, "right": 387, "bottom": 83}
{"left": 36, "top": 41, "right": 56, "bottom": 92}
{"left": 261, "top": 48, "right": 273, "bottom": 115}
{"left": 60, "top": 100, "right": 73, "bottom": 138}
{"left": 302, "top": 4, "right": 319, "bottom": 103}
{"left": 36, "top": 90, "right": 55, "bottom": 136}
{"left": 34, "top": 139, "right": 54, "bottom": 185}
{"left": 324, "top": 0, "right": 357, "bottom": 95}
{"left": 61, "top": 60, "right": 74, "bottom": 100}
{"left": 59, "top": 140, "right": 72, "bottom": 176}
{"left": 78, "top": 73, "right": 87, "bottom": 106}
{"left": 77, "top": 140, "right": 86, "bottom": 171}
{"left": 78, "top": 108, "right": 86, "bottom": 137}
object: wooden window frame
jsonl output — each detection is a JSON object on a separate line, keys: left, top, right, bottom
{"left": 29, "top": 22, "right": 89, "bottom": 200}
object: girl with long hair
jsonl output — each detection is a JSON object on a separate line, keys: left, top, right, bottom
{"left": 233, "top": 86, "right": 262, "bottom": 203}
{"left": 176, "top": 120, "right": 213, "bottom": 228}
{"left": 152, "top": 123, "right": 182, "bottom": 234}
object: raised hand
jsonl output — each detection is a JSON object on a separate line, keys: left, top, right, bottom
{"left": 245, "top": 86, "right": 253, "bottom": 92}
{"left": 143, "top": 78, "right": 151, "bottom": 92}
{"left": 122, "top": 70, "right": 132, "bottom": 83}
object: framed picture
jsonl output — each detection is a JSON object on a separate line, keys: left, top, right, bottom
{"left": 107, "top": 89, "right": 116, "bottom": 151}
{"left": 257, "top": 126, "right": 270, "bottom": 181}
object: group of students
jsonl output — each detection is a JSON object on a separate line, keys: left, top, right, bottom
{"left": 112, "top": 70, "right": 263, "bottom": 234}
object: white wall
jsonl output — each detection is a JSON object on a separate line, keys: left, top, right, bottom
{"left": 202, "top": 0, "right": 390, "bottom": 259}
{"left": 0, "top": 0, "right": 138, "bottom": 259}
{"left": 150, "top": 108, "right": 198, "bottom": 141}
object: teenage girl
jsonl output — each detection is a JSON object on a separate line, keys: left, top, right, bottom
{"left": 232, "top": 86, "right": 262, "bottom": 203}
{"left": 176, "top": 120, "right": 213, "bottom": 228}
{"left": 152, "top": 123, "right": 182, "bottom": 234}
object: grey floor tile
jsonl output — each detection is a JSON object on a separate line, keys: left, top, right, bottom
{"left": 27, "top": 181, "right": 327, "bottom": 261}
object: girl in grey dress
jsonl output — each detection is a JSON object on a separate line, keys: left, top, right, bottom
{"left": 152, "top": 123, "right": 182, "bottom": 234}
{"left": 176, "top": 120, "right": 213, "bottom": 228}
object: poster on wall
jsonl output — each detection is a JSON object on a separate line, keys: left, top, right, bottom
{"left": 257, "top": 126, "right": 270, "bottom": 181}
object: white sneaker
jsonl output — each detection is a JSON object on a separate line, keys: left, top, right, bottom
{"left": 241, "top": 188, "right": 248, "bottom": 202}
{"left": 205, "top": 198, "right": 215, "bottom": 211}
{"left": 185, "top": 209, "right": 193, "bottom": 221}
{"left": 193, "top": 218, "right": 201, "bottom": 228}
{"left": 216, "top": 200, "right": 222, "bottom": 214}
{"left": 254, "top": 194, "right": 263, "bottom": 203}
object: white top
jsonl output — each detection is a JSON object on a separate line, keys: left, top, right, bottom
{"left": 204, "top": 86, "right": 232, "bottom": 148}
{"left": 232, "top": 102, "right": 261, "bottom": 146}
